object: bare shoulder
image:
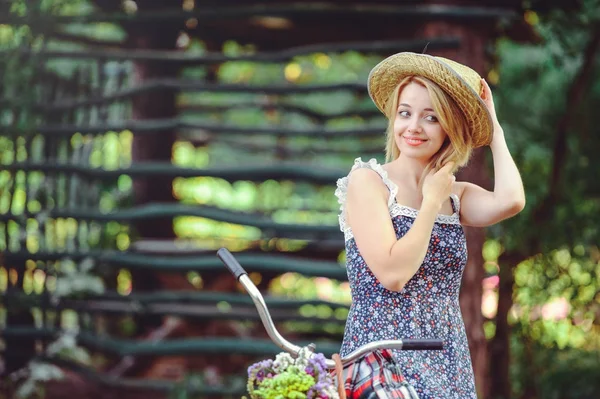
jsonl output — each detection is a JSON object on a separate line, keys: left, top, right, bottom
{"left": 347, "top": 167, "right": 383, "bottom": 186}
{"left": 347, "top": 167, "right": 389, "bottom": 199}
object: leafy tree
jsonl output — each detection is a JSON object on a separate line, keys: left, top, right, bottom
{"left": 488, "top": 1, "right": 600, "bottom": 396}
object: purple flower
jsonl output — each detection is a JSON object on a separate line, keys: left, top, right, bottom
{"left": 247, "top": 358, "right": 274, "bottom": 379}
{"left": 305, "top": 353, "right": 328, "bottom": 382}
{"left": 310, "top": 353, "right": 327, "bottom": 369}
{"left": 307, "top": 381, "right": 329, "bottom": 399}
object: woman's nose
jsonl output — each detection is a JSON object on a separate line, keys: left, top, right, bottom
{"left": 408, "top": 118, "right": 422, "bottom": 132}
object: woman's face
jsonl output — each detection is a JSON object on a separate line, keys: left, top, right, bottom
{"left": 393, "top": 82, "right": 447, "bottom": 162}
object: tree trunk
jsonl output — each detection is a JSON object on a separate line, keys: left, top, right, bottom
{"left": 489, "top": 252, "right": 519, "bottom": 399}
{"left": 459, "top": 151, "right": 492, "bottom": 399}
{"left": 128, "top": 22, "right": 181, "bottom": 333}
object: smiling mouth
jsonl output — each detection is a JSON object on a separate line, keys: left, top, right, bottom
{"left": 404, "top": 136, "right": 428, "bottom": 146}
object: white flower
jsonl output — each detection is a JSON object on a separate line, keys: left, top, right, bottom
{"left": 272, "top": 352, "right": 294, "bottom": 373}
{"left": 323, "top": 384, "right": 340, "bottom": 399}
{"left": 294, "top": 347, "right": 311, "bottom": 368}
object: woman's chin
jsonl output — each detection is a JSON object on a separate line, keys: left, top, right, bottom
{"left": 398, "top": 142, "right": 431, "bottom": 155}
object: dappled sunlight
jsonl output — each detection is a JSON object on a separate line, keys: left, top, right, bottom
{"left": 541, "top": 297, "right": 571, "bottom": 321}
{"left": 187, "top": 271, "right": 203, "bottom": 289}
{"left": 478, "top": 238, "right": 600, "bottom": 353}
{"left": 284, "top": 62, "right": 302, "bottom": 82}
{"left": 509, "top": 247, "right": 600, "bottom": 351}
{"left": 0, "top": 267, "right": 7, "bottom": 292}
{"left": 174, "top": 216, "right": 262, "bottom": 241}
{"left": 117, "top": 269, "right": 132, "bottom": 296}
{"left": 314, "top": 53, "right": 332, "bottom": 70}
{"left": 87, "top": 130, "right": 133, "bottom": 169}
{"left": 270, "top": 273, "right": 350, "bottom": 337}
{"left": 482, "top": 275, "right": 499, "bottom": 319}
{"left": 271, "top": 272, "right": 350, "bottom": 305}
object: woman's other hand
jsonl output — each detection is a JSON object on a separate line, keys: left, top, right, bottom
{"left": 481, "top": 78, "right": 505, "bottom": 144}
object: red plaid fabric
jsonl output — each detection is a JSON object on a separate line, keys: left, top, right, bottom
{"left": 337, "top": 350, "right": 420, "bottom": 399}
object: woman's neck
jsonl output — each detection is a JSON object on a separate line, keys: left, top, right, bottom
{"left": 388, "top": 154, "right": 429, "bottom": 188}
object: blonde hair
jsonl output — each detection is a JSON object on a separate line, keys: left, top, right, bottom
{"left": 384, "top": 76, "right": 473, "bottom": 179}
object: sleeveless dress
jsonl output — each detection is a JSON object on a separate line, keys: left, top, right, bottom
{"left": 335, "top": 158, "right": 477, "bottom": 399}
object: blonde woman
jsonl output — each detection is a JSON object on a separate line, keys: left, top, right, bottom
{"left": 335, "top": 53, "right": 525, "bottom": 398}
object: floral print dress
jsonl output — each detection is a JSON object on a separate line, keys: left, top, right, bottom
{"left": 335, "top": 158, "right": 477, "bottom": 399}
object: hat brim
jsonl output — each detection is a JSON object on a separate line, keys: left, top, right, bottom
{"left": 367, "top": 53, "right": 493, "bottom": 148}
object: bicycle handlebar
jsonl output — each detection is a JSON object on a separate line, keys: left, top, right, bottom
{"left": 216, "top": 248, "right": 444, "bottom": 370}
{"left": 217, "top": 246, "right": 247, "bottom": 279}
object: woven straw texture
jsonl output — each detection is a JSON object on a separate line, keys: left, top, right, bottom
{"left": 367, "top": 52, "right": 493, "bottom": 148}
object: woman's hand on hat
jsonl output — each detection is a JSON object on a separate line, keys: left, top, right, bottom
{"left": 480, "top": 78, "right": 504, "bottom": 143}
{"left": 480, "top": 78, "right": 498, "bottom": 122}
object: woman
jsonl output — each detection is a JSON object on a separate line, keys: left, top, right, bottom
{"left": 335, "top": 53, "right": 525, "bottom": 398}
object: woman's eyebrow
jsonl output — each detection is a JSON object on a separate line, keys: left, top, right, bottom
{"left": 399, "top": 103, "right": 434, "bottom": 112}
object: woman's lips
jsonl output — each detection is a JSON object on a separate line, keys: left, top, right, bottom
{"left": 404, "top": 136, "right": 427, "bottom": 146}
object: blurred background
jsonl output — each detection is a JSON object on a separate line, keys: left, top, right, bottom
{"left": 0, "top": 0, "right": 599, "bottom": 398}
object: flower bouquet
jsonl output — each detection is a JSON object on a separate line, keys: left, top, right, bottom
{"left": 246, "top": 347, "right": 340, "bottom": 399}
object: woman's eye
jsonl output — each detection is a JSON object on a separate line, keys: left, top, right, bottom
{"left": 399, "top": 110, "right": 410, "bottom": 117}
{"left": 425, "top": 115, "right": 438, "bottom": 122}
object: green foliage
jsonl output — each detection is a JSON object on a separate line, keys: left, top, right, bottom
{"left": 45, "top": 331, "right": 91, "bottom": 365}
{"left": 537, "top": 349, "right": 600, "bottom": 399}
{"left": 487, "top": 0, "right": 600, "bottom": 347}
{"left": 489, "top": 4, "right": 600, "bottom": 397}
{"left": 53, "top": 258, "right": 105, "bottom": 298}
{"left": 510, "top": 331, "right": 600, "bottom": 399}
{"left": 4, "top": 331, "right": 91, "bottom": 399}
{"left": 13, "top": 362, "right": 64, "bottom": 399}
{"left": 492, "top": 3, "right": 600, "bottom": 254}
{"left": 1, "top": 4, "right": 125, "bottom": 397}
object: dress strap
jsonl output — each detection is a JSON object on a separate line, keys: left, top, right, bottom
{"left": 335, "top": 158, "right": 398, "bottom": 235}
{"left": 450, "top": 193, "right": 461, "bottom": 215}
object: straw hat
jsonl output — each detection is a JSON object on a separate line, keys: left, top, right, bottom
{"left": 367, "top": 52, "right": 493, "bottom": 148}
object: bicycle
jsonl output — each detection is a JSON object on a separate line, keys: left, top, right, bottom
{"left": 217, "top": 248, "right": 444, "bottom": 399}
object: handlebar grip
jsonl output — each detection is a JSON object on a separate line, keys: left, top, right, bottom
{"left": 402, "top": 339, "right": 444, "bottom": 350}
{"left": 217, "top": 248, "right": 248, "bottom": 280}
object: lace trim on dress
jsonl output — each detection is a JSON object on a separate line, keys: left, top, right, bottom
{"left": 335, "top": 158, "right": 462, "bottom": 241}
{"left": 389, "top": 195, "right": 461, "bottom": 226}
{"left": 335, "top": 158, "right": 397, "bottom": 237}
